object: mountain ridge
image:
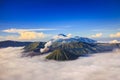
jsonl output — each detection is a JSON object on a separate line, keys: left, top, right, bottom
{"left": 0, "top": 40, "right": 32, "bottom": 48}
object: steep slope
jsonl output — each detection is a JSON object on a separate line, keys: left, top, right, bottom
{"left": 39, "top": 34, "right": 97, "bottom": 53}
{"left": 24, "top": 42, "right": 46, "bottom": 52}
{"left": 46, "top": 42, "right": 102, "bottom": 60}
{"left": 22, "top": 42, "right": 46, "bottom": 57}
{"left": 24, "top": 42, "right": 40, "bottom": 52}
{"left": 22, "top": 33, "right": 120, "bottom": 61}
{"left": 46, "top": 42, "right": 120, "bottom": 61}
{"left": 46, "top": 49, "right": 78, "bottom": 61}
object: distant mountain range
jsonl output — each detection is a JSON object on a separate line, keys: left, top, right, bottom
{"left": 22, "top": 34, "right": 120, "bottom": 61}
{"left": 23, "top": 41, "right": 120, "bottom": 60}
{"left": 1, "top": 34, "right": 120, "bottom": 61}
{"left": 0, "top": 40, "right": 32, "bottom": 48}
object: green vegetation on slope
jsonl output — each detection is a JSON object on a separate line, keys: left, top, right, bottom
{"left": 46, "top": 49, "right": 78, "bottom": 61}
{"left": 46, "top": 42, "right": 104, "bottom": 60}
{"left": 24, "top": 42, "right": 40, "bottom": 52}
{"left": 24, "top": 42, "right": 46, "bottom": 52}
{"left": 23, "top": 41, "right": 120, "bottom": 61}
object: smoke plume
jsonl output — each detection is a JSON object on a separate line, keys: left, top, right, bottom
{"left": 40, "top": 41, "right": 52, "bottom": 53}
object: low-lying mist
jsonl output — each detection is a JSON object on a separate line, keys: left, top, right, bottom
{"left": 0, "top": 47, "right": 120, "bottom": 80}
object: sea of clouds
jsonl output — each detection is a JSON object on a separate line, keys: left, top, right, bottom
{"left": 0, "top": 47, "right": 120, "bottom": 80}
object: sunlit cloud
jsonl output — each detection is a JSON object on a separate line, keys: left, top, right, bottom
{"left": 110, "top": 32, "right": 120, "bottom": 38}
{"left": 1, "top": 28, "right": 49, "bottom": 41}
{"left": 91, "top": 33, "right": 102, "bottom": 38}
{"left": 109, "top": 40, "right": 120, "bottom": 43}
{"left": 18, "top": 31, "right": 45, "bottom": 40}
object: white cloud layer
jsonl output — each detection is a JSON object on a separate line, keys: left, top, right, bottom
{"left": 2, "top": 28, "right": 58, "bottom": 32}
{"left": 0, "top": 47, "right": 120, "bottom": 80}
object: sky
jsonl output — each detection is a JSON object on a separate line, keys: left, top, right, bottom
{"left": 0, "top": 0, "right": 120, "bottom": 42}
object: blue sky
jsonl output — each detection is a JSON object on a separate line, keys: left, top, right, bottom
{"left": 0, "top": 0, "right": 120, "bottom": 42}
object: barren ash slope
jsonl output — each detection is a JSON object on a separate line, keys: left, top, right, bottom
{"left": 23, "top": 34, "right": 120, "bottom": 61}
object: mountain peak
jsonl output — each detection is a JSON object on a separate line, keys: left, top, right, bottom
{"left": 58, "top": 34, "right": 67, "bottom": 37}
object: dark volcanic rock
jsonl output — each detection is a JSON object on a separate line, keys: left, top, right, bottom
{"left": 46, "top": 42, "right": 120, "bottom": 61}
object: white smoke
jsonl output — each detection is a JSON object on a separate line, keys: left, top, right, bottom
{"left": 40, "top": 34, "right": 72, "bottom": 53}
{"left": 40, "top": 41, "right": 52, "bottom": 53}
{"left": 0, "top": 47, "right": 120, "bottom": 80}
